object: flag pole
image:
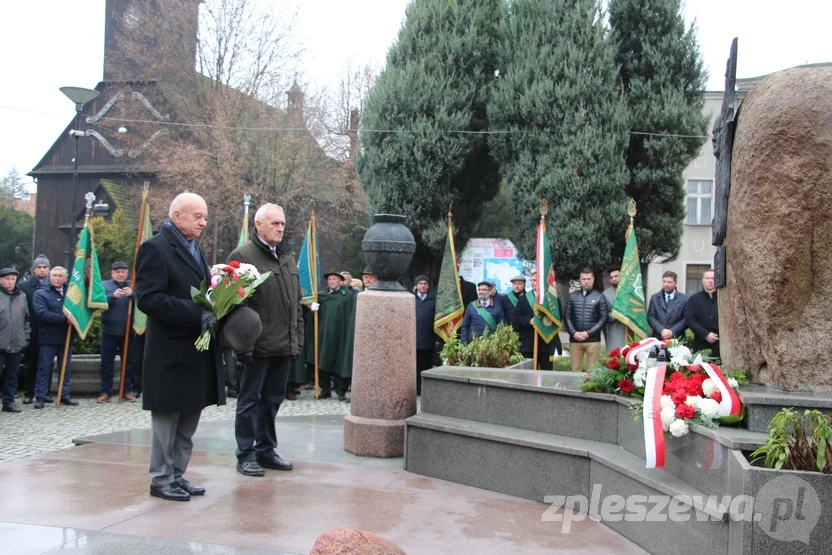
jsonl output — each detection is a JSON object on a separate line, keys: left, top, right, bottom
{"left": 533, "top": 332, "right": 539, "bottom": 370}
{"left": 314, "top": 311, "right": 320, "bottom": 399}
{"left": 534, "top": 199, "right": 548, "bottom": 371}
{"left": 119, "top": 182, "right": 149, "bottom": 402}
{"left": 308, "top": 204, "right": 320, "bottom": 400}
{"left": 56, "top": 325, "right": 72, "bottom": 405}
{"left": 58, "top": 193, "right": 96, "bottom": 405}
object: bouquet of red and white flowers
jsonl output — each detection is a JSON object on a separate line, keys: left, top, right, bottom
{"left": 190, "top": 260, "right": 271, "bottom": 351}
{"left": 580, "top": 338, "right": 746, "bottom": 437}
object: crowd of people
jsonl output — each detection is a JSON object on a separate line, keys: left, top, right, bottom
{"left": 0, "top": 192, "right": 720, "bottom": 502}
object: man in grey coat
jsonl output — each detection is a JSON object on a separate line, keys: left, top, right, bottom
{"left": 0, "top": 268, "right": 30, "bottom": 413}
{"left": 602, "top": 267, "right": 626, "bottom": 351}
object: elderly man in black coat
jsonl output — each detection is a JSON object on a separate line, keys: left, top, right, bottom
{"left": 135, "top": 192, "right": 225, "bottom": 502}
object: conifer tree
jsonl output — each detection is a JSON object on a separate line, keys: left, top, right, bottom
{"left": 488, "top": 0, "right": 630, "bottom": 281}
{"left": 357, "top": 0, "right": 503, "bottom": 278}
{"left": 609, "top": 0, "right": 709, "bottom": 264}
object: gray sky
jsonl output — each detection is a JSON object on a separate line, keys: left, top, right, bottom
{"left": 1, "top": 0, "right": 830, "bottom": 187}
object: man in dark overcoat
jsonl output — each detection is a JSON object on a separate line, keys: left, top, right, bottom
{"left": 135, "top": 192, "right": 225, "bottom": 502}
{"left": 413, "top": 275, "right": 436, "bottom": 395}
{"left": 500, "top": 275, "right": 535, "bottom": 360}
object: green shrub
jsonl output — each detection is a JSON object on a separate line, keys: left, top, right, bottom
{"left": 750, "top": 408, "right": 832, "bottom": 473}
{"left": 440, "top": 323, "right": 523, "bottom": 368}
{"left": 72, "top": 315, "right": 102, "bottom": 355}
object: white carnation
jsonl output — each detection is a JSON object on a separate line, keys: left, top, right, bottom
{"left": 660, "top": 408, "right": 676, "bottom": 432}
{"left": 636, "top": 350, "right": 649, "bottom": 363}
{"left": 237, "top": 263, "right": 260, "bottom": 281}
{"left": 685, "top": 395, "right": 703, "bottom": 409}
{"left": 668, "top": 345, "right": 692, "bottom": 363}
{"left": 669, "top": 419, "right": 689, "bottom": 437}
{"left": 727, "top": 377, "right": 739, "bottom": 389}
{"left": 660, "top": 395, "right": 675, "bottom": 410}
{"left": 699, "top": 399, "right": 720, "bottom": 417}
{"left": 633, "top": 366, "right": 647, "bottom": 388}
{"left": 702, "top": 378, "right": 716, "bottom": 397}
{"left": 211, "top": 264, "right": 227, "bottom": 275}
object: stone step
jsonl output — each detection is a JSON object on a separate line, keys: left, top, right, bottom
{"left": 405, "top": 413, "right": 733, "bottom": 555}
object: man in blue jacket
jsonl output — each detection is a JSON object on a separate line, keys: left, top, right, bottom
{"left": 98, "top": 261, "right": 136, "bottom": 403}
{"left": 460, "top": 281, "right": 505, "bottom": 344}
{"left": 33, "top": 267, "right": 78, "bottom": 408}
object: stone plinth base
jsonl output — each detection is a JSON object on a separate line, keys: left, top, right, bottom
{"left": 344, "top": 290, "right": 416, "bottom": 457}
{"left": 343, "top": 414, "right": 407, "bottom": 458}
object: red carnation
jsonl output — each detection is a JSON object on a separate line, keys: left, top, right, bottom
{"left": 676, "top": 403, "right": 696, "bottom": 419}
{"left": 671, "top": 390, "right": 688, "bottom": 406}
{"left": 227, "top": 260, "right": 241, "bottom": 268}
{"left": 710, "top": 391, "right": 722, "bottom": 403}
{"left": 618, "top": 379, "right": 634, "bottom": 395}
{"left": 238, "top": 287, "right": 245, "bottom": 297}
{"left": 608, "top": 358, "right": 621, "bottom": 370}
{"left": 608, "top": 347, "right": 621, "bottom": 358}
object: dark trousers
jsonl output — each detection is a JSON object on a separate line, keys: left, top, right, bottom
{"left": 320, "top": 372, "right": 349, "bottom": 396}
{"left": 223, "top": 348, "right": 240, "bottom": 393}
{"left": 537, "top": 336, "right": 563, "bottom": 370}
{"left": 100, "top": 333, "right": 134, "bottom": 396}
{"left": 21, "top": 343, "right": 38, "bottom": 397}
{"left": 235, "top": 356, "right": 291, "bottom": 463}
{"left": 416, "top": 348, "right": 435, "bottom": 395}
{"left": 133, "top": 333, "right": 145, "bottom": 394}
{"left": 0, "top": 351, "right": 22, "bottom": 405}
{"left": 36, "top": 343, "right": 73, "bottom": 400}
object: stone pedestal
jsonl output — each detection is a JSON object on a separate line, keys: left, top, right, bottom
{"left": 721, "top": 66, "right": 832, "bottom": 391}
{"left": 344, "top": 290, "right": 416, "bottom": 457}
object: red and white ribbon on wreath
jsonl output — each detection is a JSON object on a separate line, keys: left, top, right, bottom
{"left": 624, "top": 337, "right": 667, "bottom": 367}
{"left": 700, "top": 362, "right": 742, "bottom": 418}
{"left": 643, "top": 364, "right": 668, "bottom": 469}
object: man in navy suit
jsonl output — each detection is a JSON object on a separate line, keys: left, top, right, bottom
{"left": 647, "top": 271, "right": 688, "bottom": 340}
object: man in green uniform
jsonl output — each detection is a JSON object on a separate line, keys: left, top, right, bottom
{"left": 315, "top": 271, "right": 356, "bottom": 401}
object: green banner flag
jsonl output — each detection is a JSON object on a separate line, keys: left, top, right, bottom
{"left": 611, "top": 224, "right": 648, "bottom": 340}
{"left": 238, "top": 200, "right": 250, "bottom": 247}
{"left": 434, "top": 215, "right": 464, "bottom": 342}
{"left": 64, "top": 223, "right": 108, "bottom": 340}
{"left": 533, "top": 216, "right": 561, "bottom": 343}
{"left": 132, "top": 204, "right": 153, "bottom": 335}
{"left": 298, "top": 210, "right": 320, "bottom": 305}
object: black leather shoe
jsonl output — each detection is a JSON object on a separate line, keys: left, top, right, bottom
{"left": 150, "top": 483, "right": 190, "bottom": 501}
{"left": 236, "top": 461, "right": 265, "bottom": 476}
{"left": 34, "top": 399, "right": 45, "bottom": 409}
{"left": 44, "top": 396, "right": 54, "bottom": 403}
{"left": 2, "top": 402, "right": 21, "bottom": 413}
{"left": 22, "top": 396, "right": 33, "bottom": 405}
{"left": 60, "top": 398, "right": 80, "bottom": 406}
{"left": 258, "top": 454, "right": 293, "bottom": 471}
{"left": 174, "top": 478, "right": 205, "bottom": 495}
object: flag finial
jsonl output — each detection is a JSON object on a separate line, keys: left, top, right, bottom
{"left": 540, "top": 198, "right": 548, "bottom": 217}
{"left": 628, "top": 198, "right": 637, "bottom": 219}
{"left": 141, "top": 181, "right": 149, "bottom": 201}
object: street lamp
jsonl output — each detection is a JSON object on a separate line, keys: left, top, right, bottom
{"left": 60, "top": 86, "right": 100, "bottom": 267}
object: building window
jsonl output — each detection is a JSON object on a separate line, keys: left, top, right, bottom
{"left": 686, "top": 264, "right": 711, "bottom": 295}
{"left": 686, "top": 180, "right": 713, "bottom": 226}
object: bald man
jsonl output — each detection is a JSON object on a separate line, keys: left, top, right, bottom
{"left": 135, "top": 192, "right": 226, "bottom": 502}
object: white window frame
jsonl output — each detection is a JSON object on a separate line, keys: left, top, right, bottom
{"left": 686, "top": 179, "right": 713, "bottom": 226}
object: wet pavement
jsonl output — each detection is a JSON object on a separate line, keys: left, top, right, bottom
{"left": 0, "top": 415, "right": 645, "bottom": 554}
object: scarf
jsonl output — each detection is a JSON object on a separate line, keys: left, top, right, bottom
{"left": 163, "top": 220, "right": 210, "bottom": 278}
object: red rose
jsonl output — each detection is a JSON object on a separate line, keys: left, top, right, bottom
{"left": 238, "top": 287, "right": 245, "bottom": 297}
{"left": 608, "top": 358, "right": 621, "bottom": 370}
{"left": 627, "top": 363, "right": 638, "bottom": 372}
{"left": 608, "top": 347, "right": 621, "bottom": 358}
{"left": 228, "top": 260, "right": 241, "bottom": 268}
{"left": 676, "top": 403, "right": 696, "bottom": 419}
{"left": 223, "top": 265, "right": 234, "bottom": 273}
{"left": 621, "top": 346, "right": 631, "bottom": 357}
{"left": 629, "top": 341, "right": 641, "bottom": 349}
{"left": 710, "top": 391, "right": 722, "bottom": 403}
{"left": 618, "top": 379, "right": 634, "bottom": 394}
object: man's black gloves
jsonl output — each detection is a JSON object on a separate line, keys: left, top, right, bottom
{"left": 237, "top": 351, "right": 255, "bottom": 365}
{"left": 200, "top": 311, "right": 218, "bottom": 336}
{"left": 292, "top": 346, "right": 302, "bottom": 362}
